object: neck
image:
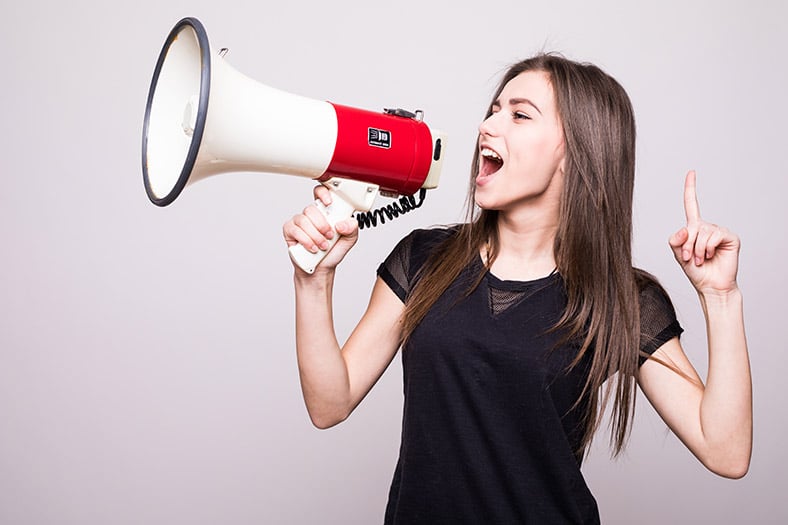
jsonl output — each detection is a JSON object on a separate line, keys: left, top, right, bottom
{"left": 485, "top": 209, "right": 558, "bottom": 281}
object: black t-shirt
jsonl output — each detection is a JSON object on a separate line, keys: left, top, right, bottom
{"left": 377, "top": 227, "right": 683, "bottom": 524}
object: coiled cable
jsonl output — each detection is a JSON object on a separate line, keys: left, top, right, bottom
{"left": 355, "top": 189, "right": 427, "bottom": 230}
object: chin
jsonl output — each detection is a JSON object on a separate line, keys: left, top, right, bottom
{"left": 473, "top": 196, "right": 501, "bottom": 212}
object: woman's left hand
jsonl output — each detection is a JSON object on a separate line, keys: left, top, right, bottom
{"left": 669, "top": 170, "right": 741, "bottom": 297}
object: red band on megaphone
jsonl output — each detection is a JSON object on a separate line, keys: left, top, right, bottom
{"left": 321, "top": 104, "right": 434, "bottom": 196}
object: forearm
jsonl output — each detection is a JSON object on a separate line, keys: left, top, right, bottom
{"left": 698, "top": 287, "right": 752, "bottom": 476}
{"left": 293, "top": 270, "right": 352, "bottom": 428}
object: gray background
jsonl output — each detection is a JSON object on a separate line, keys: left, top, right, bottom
{"left": 1, "top": 0, "right": 785, "bottom": 523}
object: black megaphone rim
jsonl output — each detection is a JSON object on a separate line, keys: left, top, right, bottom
{"left": 141, "top": 17, "right": 211, "bottom": 207}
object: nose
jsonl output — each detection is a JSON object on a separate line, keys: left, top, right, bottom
{"left": 478, "top": 112, "right": 498, "bottom": 136}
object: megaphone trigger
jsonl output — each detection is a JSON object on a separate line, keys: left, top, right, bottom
{"left": 288, "top": 178, "right": 379, "bottom": 274}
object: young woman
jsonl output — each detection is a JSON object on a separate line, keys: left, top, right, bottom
{"left": 282, "top": 53, "right": 752, "bottom": 524}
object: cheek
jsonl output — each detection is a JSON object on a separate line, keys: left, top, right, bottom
{"left": 518, "top": 137, "right": 563, "bottom": 174}
{"left": 539, "top": 131, "right": 566, "bottom": 171}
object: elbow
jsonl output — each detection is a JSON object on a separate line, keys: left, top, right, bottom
{"left": 310, "top": 415, "right": 343, "bottom": 430}
{"left": 307, "top": 407, "right": 350, "bottom": 430}
{"left": 701, "top": 449, "right": 751, "bottom": 480}
{"left": 694, "top": 424, "right": 752, "bottom": 479}
{"left": 709, "top": 459, "right": 750, "bottom": 480}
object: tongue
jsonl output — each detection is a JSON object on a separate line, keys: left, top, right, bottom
{"left": 481, "top": 158, "right": 502, "bottom": 177}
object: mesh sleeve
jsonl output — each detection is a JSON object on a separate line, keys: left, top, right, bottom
{"left": 377, "top": 227, "right": 455, "bottom": 303}
{"left": 377, "top": 233, "right": 416, "bottom": 303}
{"left": 638, "top": 279, "right": 683, "bottom": 365}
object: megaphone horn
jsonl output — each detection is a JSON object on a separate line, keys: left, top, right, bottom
{"left": 142, "top": 17, "right": 447, "bottom": 273}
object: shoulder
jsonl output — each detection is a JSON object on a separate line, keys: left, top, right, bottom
{"left": 633, "top": 268, "right": 684, "bottom": 360}
{"left": 405, "top": 225, "right": 459, "bottom": 248}
{"left": 389, "top": 225, "right": 460, "bottom": 265}
{"left": 377, "top": 225, "right": 461, "bottom": 302}
{"left": 634, "top": 268, "right": 677, "bottom": 317}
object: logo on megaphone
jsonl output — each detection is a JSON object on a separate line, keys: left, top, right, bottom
{"left": 142, "top": 17, "right": 447, "bottom": 273}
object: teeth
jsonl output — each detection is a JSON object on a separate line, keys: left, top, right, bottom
{"left": 481, "top": 147, "right": 501, "bottom": 161}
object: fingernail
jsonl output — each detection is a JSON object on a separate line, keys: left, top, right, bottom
{"left": 319, "top": 241, "right": 329, "bottom": 251}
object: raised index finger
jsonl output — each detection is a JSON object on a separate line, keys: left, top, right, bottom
{"left": 684, "top": 170, "right": 701, "bottom": 224}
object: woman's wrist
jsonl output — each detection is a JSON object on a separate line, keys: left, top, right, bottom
{"left": 293, "top": 266, "right": 336, "bottom": 291}
{"left": 698, "top": 285, "right": 742, "bottom": 307}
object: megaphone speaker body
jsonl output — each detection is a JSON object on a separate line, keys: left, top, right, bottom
{"left": 142, "top": 17, "right": 446, "bottom": 272}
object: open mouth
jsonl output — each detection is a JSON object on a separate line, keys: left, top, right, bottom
{"left": 479, "top": 147, "right": 503, "bottom": 178}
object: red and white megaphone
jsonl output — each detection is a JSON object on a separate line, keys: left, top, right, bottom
{"left": 142, "top": 17, "right": 447, "bottom": 273}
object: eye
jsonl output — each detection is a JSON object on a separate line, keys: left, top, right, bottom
{"left": 513, "top": 111, "right": 531, "bottom": 120}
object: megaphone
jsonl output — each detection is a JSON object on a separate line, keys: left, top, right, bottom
{"left": 142, "top": 17, "right": 447, "bottom": 273}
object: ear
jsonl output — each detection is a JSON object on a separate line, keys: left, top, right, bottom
{"left": 556, "top": 141, "right": 567, "bottom": 176}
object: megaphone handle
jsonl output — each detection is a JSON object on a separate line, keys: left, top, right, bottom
{"left": 288, "top": 178, "right": 380, "bottom": 274}
{"left": 288, "top": 196, "right": 354, "bottom": 274}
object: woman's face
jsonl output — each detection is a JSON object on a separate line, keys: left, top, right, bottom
{"left": 475, "top": 70, "right": 566, "bottom": 215}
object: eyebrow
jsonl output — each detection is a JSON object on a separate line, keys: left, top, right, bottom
{"left": 492, "top": 97, "right": 543, "bottom": 116}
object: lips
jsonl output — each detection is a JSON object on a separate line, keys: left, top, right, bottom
{"left": 478, "top": 145, "right": 503, "bottom": 180}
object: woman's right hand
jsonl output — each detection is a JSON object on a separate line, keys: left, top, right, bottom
{"left": 282, "top": 185, "right": 359, "bottom": 274}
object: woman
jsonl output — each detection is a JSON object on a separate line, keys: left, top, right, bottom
{"left": 283, "top": 53, "right": 751, "bottom": 524}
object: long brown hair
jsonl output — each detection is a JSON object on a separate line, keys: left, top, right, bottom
{"left": 402, "top": 53, "right": 646, "bottom": 457}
